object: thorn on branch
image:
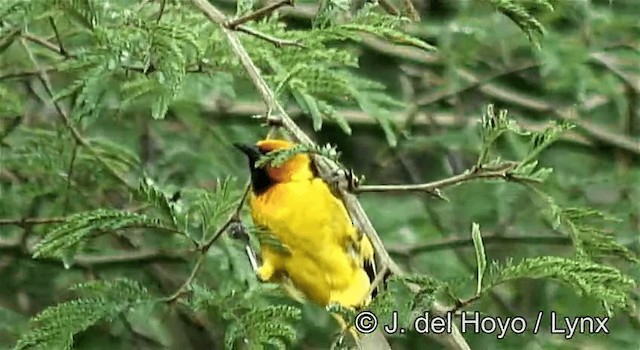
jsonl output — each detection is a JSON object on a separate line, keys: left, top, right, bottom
{"left": 225, "top": 0, "right": 295, "bottom": 29}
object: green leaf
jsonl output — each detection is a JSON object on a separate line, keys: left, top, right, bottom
{"left": 488, "top": 0, "right": 553, "bottom": 47}
{"left": 518, "top": 121, "right": 575, "bottom": 167}
{"left": 135, "top": 178, "right": 179, "bottom": 228}
{"left": 477, "top": 104, "right": 528, "bottom": 165}
{"left": 32, "top": 209, "right": 163, "bottom": 260}
{"left": 471, "top": 223, "right": 487, "bottom": 295}
{"left": 255, "top": 142, "right": 341, "bottom": 168}
{"left": 295, "top": 90, "right": 324, "bottom": 131}
{"left": 182, "top": 177, "right": 240, "bottom": 242}
{"left": 250, "top": 225, "right": 291, "bottom": 256}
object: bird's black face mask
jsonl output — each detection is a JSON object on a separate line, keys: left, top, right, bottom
{"left": 234, "top": 143, "right": 273, "bottom": 195}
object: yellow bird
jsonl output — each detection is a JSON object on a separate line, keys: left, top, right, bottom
{"left": 234, "top": 139, "right": 376, "bottom": 335}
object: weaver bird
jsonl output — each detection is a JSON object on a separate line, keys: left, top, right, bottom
{"left": 234, "top": 139, "right": 376, "bottom": 337}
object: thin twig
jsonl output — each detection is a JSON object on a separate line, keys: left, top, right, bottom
{"left": 19, "top": 38, "right": 134, "bottom": 190}
{"left": 0, "top": 239, "right": 189, "bottom": 269}
{"left": 226, "top": 0, "right": 294, "bottom": 28}
{"left": 589, "top": 52, "right": 640, "bottom": 93}
{"left": 400, "top": 0, "right": 420, "bottom": 21}
{"left": 164, "top": 182, "right": 250, "bottom": 303}
{"left": 165, "top": 252, "right": 207, "bottom": 302}
{"left": 354, "top": 162, "right": 518, "bottom": 194}
{"left": 48, "top": 17, "right": 66, "bottom": 55}
{"left": 235, "top": 25, "right": 305, "bottom": 48}
{"left": 63, "top": 142, "right": 79, "bottom": 214}
{"left": 0, "top": 216, "right": 66, "bottom": 226}
{"left": 450, "top": 294, "right": 483, "bottom": 313}
{"left": 157, "top": 0, "right": 167, "bottom": 23}
{"left": 21, "top": 33, "right": 67, "bottom": 56}
{"left": 189, "top": 1, "right": 471, "bottom": 349}
{"left": 388, "top": 233, "right": 572, "bottom": 256}
{"left": 376, "top": 0, "right": 400, "bottom": 17}
{"left": 365, "top": 264, "right": 389, "bottom": 299}
{"left": 415, "top": 61, "right": 540, "bottom": 107}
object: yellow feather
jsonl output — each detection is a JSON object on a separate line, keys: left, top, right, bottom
{"left": 237, "top": 139, "right": 376, "bottom": 338}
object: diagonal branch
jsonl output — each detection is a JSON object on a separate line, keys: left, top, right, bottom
{"left": 189, "top": 1, "right": 471, "bottom": 349}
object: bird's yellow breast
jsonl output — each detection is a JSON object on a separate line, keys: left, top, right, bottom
{"left": 249, "top": 178, "right": 369, "bottom": 307}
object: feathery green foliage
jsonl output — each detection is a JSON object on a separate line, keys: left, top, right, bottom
{"left": 32, "top": 209, "right": 163, "bottom": 260}
{"left": 484, "top": 256, "right": 635, "bottom": 313}
{"left": 248, "top": 224, "right": 292, "bottom": 256}
{"left": 14, "top": 279, "right": 150, "bottom": 350}
{"left": 488, "top": 0, "right": 553, "bottom": 46}
{"left": 188, "top": 283, "right": 301, "bottom": 350}
{"left": 255, "top": 142, "right": 341, "bottom": 168}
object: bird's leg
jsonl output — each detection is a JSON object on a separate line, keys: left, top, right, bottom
{"left": 328, "top": 168, "right": 362, "bottom": 196}
{"left": 331, "top": 313, "right": 360, "bottom": 344}
{"left": 328, "top": 168, "right": 348, "bottom": 197}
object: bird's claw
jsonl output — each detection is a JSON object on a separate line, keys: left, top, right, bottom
{"left": 329, "top": 168, "right": 362, "bottom": 194}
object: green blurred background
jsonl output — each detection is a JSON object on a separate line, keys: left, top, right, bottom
{"left": 1, "top": 0, "right": 639, "bottom": 349}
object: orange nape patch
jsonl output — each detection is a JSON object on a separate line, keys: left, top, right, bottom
{"left": 256, "top": 139, "right": 295, "bottom": 153}
{"left": 254, "top": 139, "right": 314, "bottom": 183}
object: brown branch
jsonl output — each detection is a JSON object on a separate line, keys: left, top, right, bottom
{"left": 589, "top": 52, "right": 640, "bottom": 93}
{"left": 355, "top": 161, "right": 519, "bottom": 194}
{"left": 189, "top": 1, "right": 471, "bottom": 349}
{"left": 0, "top": 216, "right": 66, "bottom": 226}
{"left": 21, "top": 33, "right": 67, "bottom": 56}
{"left": 455, "top": 68, "right": 640, "bottom": 156}
{"left": 388, "top": 234, "right": 572, "bottom": 256}
{"left": 0, "top": 238, "right": 188, "bottom": 269}
{"left": 226, "top": 0, "right": 293, "bottom": 28}
{"left": 415, "top": 61, "right": 540, "bottom": 107}
{"left": 199, "top": 99, "right": 594, "bottom": 146}
{"left": 450, "top": 294, "right": 483, "bottom": 313}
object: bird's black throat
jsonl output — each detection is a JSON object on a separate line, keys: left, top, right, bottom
{"left": 234, "top": 142, "right": 319, "bottom": 196}
{"left": 246, "top": 159, "right": 275, "bottom": 195}
{"left": 234, "top": 142, "right": 274, "bottom": 195}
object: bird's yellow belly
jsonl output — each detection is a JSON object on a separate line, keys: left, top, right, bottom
{"left": 250, "top": 180, "right": 370, "bottom": 307}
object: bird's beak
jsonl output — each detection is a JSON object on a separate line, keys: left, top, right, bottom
{"left": 233, "top": 143, "right": 262, "bottom": 160}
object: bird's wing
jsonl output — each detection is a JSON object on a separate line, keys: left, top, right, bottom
{"left": 319, "top": 179, "right": 378, "bottom": 296}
